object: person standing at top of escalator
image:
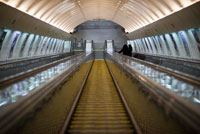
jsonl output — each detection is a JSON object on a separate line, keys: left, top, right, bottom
{"left": 128, "top": 44, "right": 132, "bottom": 57}
{"left": 119, "top": 44, "right": 129, "bottom": 56}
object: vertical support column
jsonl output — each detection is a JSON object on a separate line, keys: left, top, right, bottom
{"left": 37, "top": 36, "right": 46, "bottom": 55}
{"left": 57, "top": 39, "right": 62, "bottom": 54}
{"left": 145, "top": 38, "right": 154, "bottom": 54}
{"left": 44, "top": 38, "right": 53, "bottom": 55}
{"left": 57, "top": 40, "right": 63, "bottom": 53}
{"left": 26, "top": 34, "right": 37, "bottom": 57}
{"left": 132, "top": 40, "right": 136, "bottom": 53}
{"left": 138, "top": 39, "right": 146, "bottom": 53}
{"left": 171, "top": 32, "right": 187, "bottom": 58}
{"left": 151, "top": 36, "right": 162, "bottom": 55}
{"left": 155, "top": 36, "right": 165, "bottom": 55}
{"left": 54, "top": 40, "right": 58, "bottom": 54}
{"left": 41, "top": 37, "right": 51, "bottom": 55}
{"left": 62, "top": 41, "right": 66, "bottom": 53}
{"left": 141, "top": 39, "right": 149, "bottom": 53}
{"left": 50, "top": 39, "right": 57, "bottom": 54}
{"left": 61, "top": 41, "right": 65, "bottom": 53}
{"left": 148, "top": 37, "right": 157, "bottom": 54}
{"left": 0, "top": 29, "right": 12, "bottom": 61}
{"left": 6, "top": 31, "right": 21, "bottom": 60}
{"left": 34, "top": 36, "right": 43, "bottom": 56}
{"left": 61, "top": 40, "right": 65, "bottom": 53}
{"left": 135, "top": 39, "right": 143, "bottom": 53}
{"left": 134, "top": 40, "right": 140, "bottom": 53}
{"left": 20, "top": 33, "right": 35, "bottom": 58}
{"left": 194, "top": 28, "right": 200, "bottom": 54}
{"left": 143, "top": 38, "right": 152, "bottom": 54}
{"left": 29, "top": 35, "right": 39, "bottom": 57}
{"left": 46, "top": 38, "right": 54, "bottom": 55}
{"left": 159, "top": 35, "right": 171, "bottom": 56}
{"left": 178, "top": 31, "right": 192, "bottom": 58}
{"left": 55, "top": 40, "right": 61, "bottom": 54}
{"left": 133, "top": 41, "right": 137, "bottom": 53}
{"left": 136, "top": 40, "right": 142, "bottom": 53}
{"left": 66, "top": 41, "right": 70, "bottom": 53}
{"left": 13, "top": 32, "right": 28, "bottom": 58}
{"left": 139, "top": 39, "right": 144, "bottom": 53}
{"left": 165, "top": 34, "right": 177, "bottom": 57}
{"left": 186, "top": 29, "right": 200, "bottom": 59}
{"left": 69, "top": 41, "right": 72, "bottom": 53}
{"left": 130, "top": 41, "right": 135, "bottom": 52}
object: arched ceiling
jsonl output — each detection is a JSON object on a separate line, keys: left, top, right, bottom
{"left": 1, "top": 0, "right": 199, "bottom": 33}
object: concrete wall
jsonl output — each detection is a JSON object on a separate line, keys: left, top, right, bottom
{"left": 71, "top": 20, "right": 128, "bottom": 50}
{"left": 72, "top": 29, "right": 127, "bottom": 49}
{"left": 70, "top": 20, "right": 128, "bottom": 59}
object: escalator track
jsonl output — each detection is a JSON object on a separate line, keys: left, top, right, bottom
{"left": 64, "top": 60, "right": 138, "bottom": 134}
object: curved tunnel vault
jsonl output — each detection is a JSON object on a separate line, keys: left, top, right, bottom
{"left": 1, "top": 0, "right": 199, "bottom": 33}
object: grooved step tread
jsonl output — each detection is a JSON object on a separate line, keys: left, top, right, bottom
{"left": 67, "top": 60, "right": 134, "bottom": 134}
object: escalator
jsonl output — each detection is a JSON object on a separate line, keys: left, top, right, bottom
{"left": 15, "top": 58, "right": 191, "bottom": 134}
{"left": 18, "top": 60, "right": 138, "bottom": 134}
{"left": 66, "top": 60, "right": 135, "bottom": 134}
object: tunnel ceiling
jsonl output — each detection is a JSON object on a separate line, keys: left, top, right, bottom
{"left": 1, "top": 0, "right": 199, "bottom": 33}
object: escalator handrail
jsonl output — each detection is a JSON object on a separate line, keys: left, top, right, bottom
{"left": 134, "top": 52, "right": 200, "bottom": 65}
{"left": 117, "top": 53, "right": 200, "bottom": 87}
{"left": 0, "top": 53, "right": 84, "bottom": 88}
{"left": 0, "top": 52, "right": 73, "bottom": 67}
{"left": 0, "top": 52, "right": 93, "bottom": 133}
{"left": 107, "top": 52, "right": 200, "bottom": 131}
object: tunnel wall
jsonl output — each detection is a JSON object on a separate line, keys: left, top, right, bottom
{"left": 0, "top": 2, "right": 71, "bottom": 40}
{"left": 128, "top": 27, "right": 200, "bottom": 60}
{"left": 0, "top": 28, "right": 72, "bottom": 61}
{"left": 127, "top": 1, "right": 200, "bottom": 39}
{"left": 127, "top": 2, "right": 200, "bottom": 60}
{"left": 0, "top": 3, "right": 72, "bottom": 62}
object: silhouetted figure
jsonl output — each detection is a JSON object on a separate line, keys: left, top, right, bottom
{"left": 128, "top": 44, "right": 132, "bottom": 57}
{"left": 119, "top": 44, "right": 129, "bottom": 56}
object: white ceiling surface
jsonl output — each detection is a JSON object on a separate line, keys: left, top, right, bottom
{"left": 1, "top": 0, "right": 199, "bottom": 33}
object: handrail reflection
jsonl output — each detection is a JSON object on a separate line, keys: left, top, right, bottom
{"left": 0, "top": 53, "right": 91, "bottom": 108}
{"left": 108, "top": 52, "right": 200, "bottom": 105}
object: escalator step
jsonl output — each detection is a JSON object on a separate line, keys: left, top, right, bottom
{"left": 67, "top": 60, "right": 135, "bottom": 134}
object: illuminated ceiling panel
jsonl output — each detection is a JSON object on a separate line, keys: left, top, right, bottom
{"left": 1, "top": 0, "right": 199, "bottom": 33}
